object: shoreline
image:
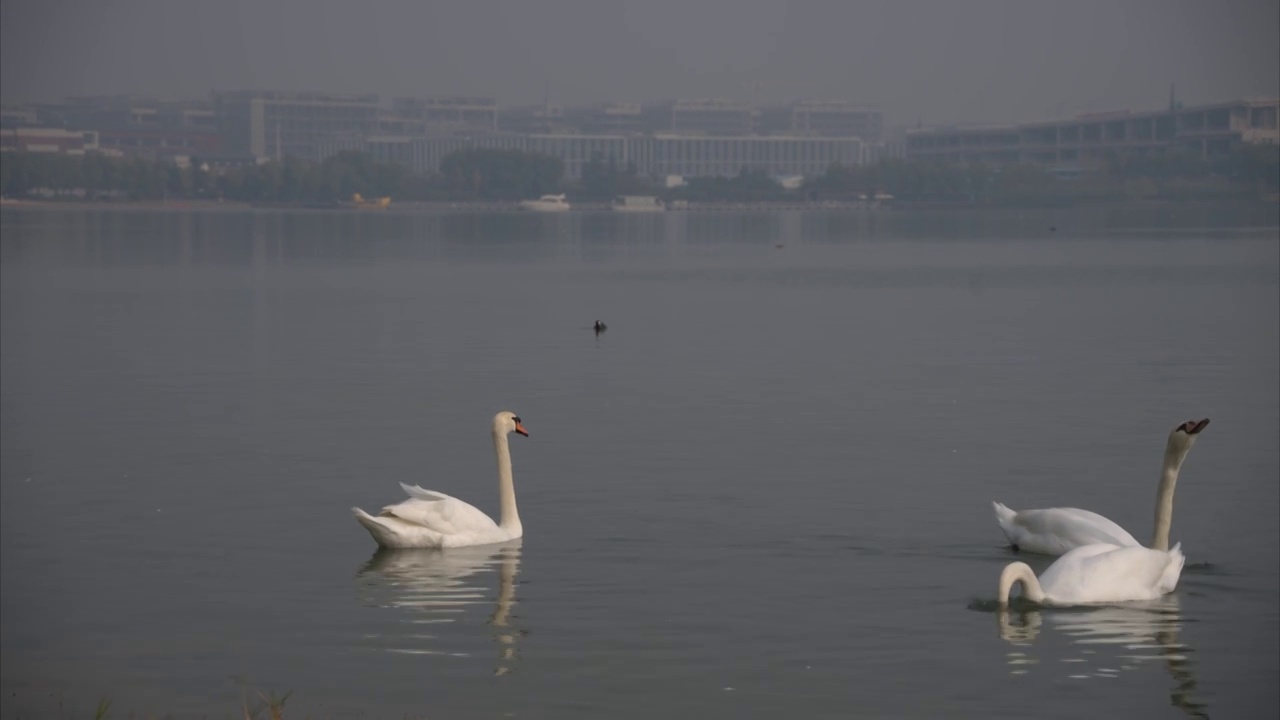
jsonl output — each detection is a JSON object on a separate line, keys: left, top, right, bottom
{"left": 3, "top": 196, "right": 1276, "bottom": 215}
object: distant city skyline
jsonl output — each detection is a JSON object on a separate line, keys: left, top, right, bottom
{"left": 3, "top": 0, "right": 1277, "bottom": 126}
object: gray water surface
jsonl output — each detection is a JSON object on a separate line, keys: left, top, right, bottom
{"left": 2, "top": 206, "right": 1277, "bottom": 719}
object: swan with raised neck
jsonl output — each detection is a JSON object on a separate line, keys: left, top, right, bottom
{"left": 991, "top": 417, "right": 1209, "bottom": 556}
{"left": 492, "top": 410, "right": 526, "bottom": 535}
{"left": 1150, "top": 418, "right": 1208, "bottom": 551}
{"left": 351, "top": 410, "right": 530, "bottom": 549}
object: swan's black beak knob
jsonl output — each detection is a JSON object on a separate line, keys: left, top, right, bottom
{"left": 1179, "top": 418, "right": 1210, "bottom": 435}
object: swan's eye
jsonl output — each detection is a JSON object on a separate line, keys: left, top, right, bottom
{"left": 512, "top": 416, "right": 522, "bottom": 423}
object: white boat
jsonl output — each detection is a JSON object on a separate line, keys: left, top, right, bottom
{"left": 517, "top": 194, "right": 570, "bottom": 212}
{"left": 611, "top": 195, "right": 665, "bottom": 213}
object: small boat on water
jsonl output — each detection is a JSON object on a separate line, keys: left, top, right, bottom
{"left": 517, "top": 194, "right": 571, "bottom": 212}
{"left": 611, "top": 195, "right": 665, "bottom": 213}
{"left": 346, "top": 193, "right": 391, "bottom": 210}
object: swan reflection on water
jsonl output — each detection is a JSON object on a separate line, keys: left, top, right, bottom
{"left": 356, "top": 540, "right": 525, "bottom": 675}
{"left": 996, "top": 595, "right": 1208, "bottom": 718}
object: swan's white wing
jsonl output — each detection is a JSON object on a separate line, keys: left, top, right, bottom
{"left": 399, "top": 482, "right": 450, "bottom": 501}
{"left": 995, "top": 503, "right": 1141, "bottom": 555}
{"left": 1039, "top": 544, "right": 1183, "bottom": 605}
{"left": 378, "top": 484, "right": 499, "bottom": 537}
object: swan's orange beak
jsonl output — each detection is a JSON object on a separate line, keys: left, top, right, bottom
{"left": 514, "top": 421, "right": 529, "bottom": 437}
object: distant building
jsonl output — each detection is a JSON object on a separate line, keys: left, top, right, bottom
{"left": 377, "top": 113, "right": 426, "bottom": 136}
{"left": 0, "top": 106, "right": 40, "bottom": 129}
{"left": 568, "top": 102, "right": 646, "bottom": 135}
{"left": 788, "top": 101, "right": 883, "bottom": 141}
{"left": 213, "top": 90, "right": 380, "bottom": 161}
{"left": 876, "top": 125, "right": 909, "bottom": 161}
{"left": 671, "top": 99, "right": 757, "bottom": 136}
{"left": 317, "top": 132, "right": 526, "bottom": 175}
{"left": 314, "top": 135, "right": 366, "bottom": 161}
{"left": 525, "top": 134, "right": 631, "bottom": 178}
{"left": 0, "top": 127, "right": 99, "bottom": 154}
{"left": 636, "top": 134, "right": 864, "bottom": 178}
{"left": 359, "top": 135, "right": 416, "bottom": 168}
{"left": 371, "top": 132, "right": 865, "bottom": 179}
{"left": 755, "top": 104, "right": 792, "bottom": 135}
{"left": 94, "top": 126, "right": 221, "bottom": 162}
{"left": 198, "top": 154, "right": 267, "bottom": 174}
{"left": 639, "top": 102, "right": 676, "bottom": 134}
{"left": 419, "top": 133, "right": 526, "bottom": 174}
{"left": 45, "top": 95, "right": 217, "bottom": 133}
{"left": 499, "top": 104, "right": 572, "bottom": 134}
{"left": 391, "top": 96, "right": 498, "bottom": 133}
{"left": 3, "top": 95, "right": 222, "bottom": 162}
{"left": 906, "top": 97, "right": 1280, "bottom": 165}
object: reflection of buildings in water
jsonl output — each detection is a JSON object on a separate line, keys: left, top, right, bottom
{"left": 357, "top": 540, "right": 524, "bottom": 676}
{"left": 996, "top": 596, "right": 1208, "bottom": 719}
{"left": 686, "top": 212, "right": 783, "bottom": 247}
{"left": 567, "top": 212, "right": 680, "bottom": 264}
{"left": 663, "top": 209, "right": 687, "bottom": 247}
{"left": 777, "top": 210, "right": 802, "bottom": 247}
{"left": 800, "top": 211, "right": 880, "bottom": 245}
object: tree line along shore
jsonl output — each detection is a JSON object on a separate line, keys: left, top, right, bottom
{"left": 2, "top": 145, "right": 1277, "bottom": 208}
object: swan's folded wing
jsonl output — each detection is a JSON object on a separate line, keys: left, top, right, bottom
{"left": 1013, "top": 507, "right": 1142, "bottom": 550}
{"left": 1045, "top": 545, "right": 1181, "bottom": 603}
{"left": 1083, "top": 545, "right": 1182, "bottom": 598}
{"left": 400, "top": 482, "right": 450, "bottom": 501}
{"left": 379, "top": 492, "right": 499, "bottom": 536}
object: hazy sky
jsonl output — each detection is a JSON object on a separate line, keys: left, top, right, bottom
{"left": 2, "top": 0, "right": 1277, "bottom": 125}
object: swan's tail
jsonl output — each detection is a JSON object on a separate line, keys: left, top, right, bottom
{"left": 1159, "top": 542, "right": 1186, "bottom": 594}
{"left": 992, "top": 501, "right": 1018, "bottom": 526}
{"left": 352, "top": 507, "right": 403, "bottom": 549}
{"left": 991, "top": 501, "right": 1020, "bottom": 546}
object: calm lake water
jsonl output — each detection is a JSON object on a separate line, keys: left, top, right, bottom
{"left": 2, "top": 204, "right": 1277, "bottom": 719}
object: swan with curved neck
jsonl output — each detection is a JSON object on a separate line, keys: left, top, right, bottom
{"left": 998, "top": 541, "right": 1185, "bottom": 607}
{"left": 352, "top": 411, "right": 529, "bottom": 549}
{"left": 992, "top": 418, "right": 1209, "bottom": 556}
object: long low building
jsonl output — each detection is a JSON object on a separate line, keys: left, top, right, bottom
{"left": 320, "top": 132, "right": 868, "bottom": 179}
{"left": 906, "top": 98, "right": 1279, "bottom": 166}
{"left": 1, "top": 127, "right": 101, "bottom": 154}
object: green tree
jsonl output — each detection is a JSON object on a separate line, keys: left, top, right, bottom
{"left": 579, "top": 153, "right": 652, "bottom": 199}
{"left": 439, "top": 148, "right": 563, "bottom": 200}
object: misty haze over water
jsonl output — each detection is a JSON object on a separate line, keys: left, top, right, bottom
{"left": 2, "top": 1, "right": 1280, "bottom": 717}
{"left": 3, "top": 0, "right": 1278, "bottom": 124}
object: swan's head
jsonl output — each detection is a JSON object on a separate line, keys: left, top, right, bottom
{"left": 493, "top": 411, "right": 529, "bottom": 437}
{"left": 1166, "top": 418, "right": 1209, "bottom": 456}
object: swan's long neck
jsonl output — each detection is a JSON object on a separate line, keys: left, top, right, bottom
{"left": 998, "top": 562, "right": 1046, "bottom": 606}
{"left": 1151, "top": 443, "right": 1189, "bottom": 552}
{"left": 493, "top": 430, "right": 521, "bottom": 534}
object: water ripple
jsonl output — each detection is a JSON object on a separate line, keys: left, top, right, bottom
{"left": 982, "top": 595, "right": 1209, "bottom": 719}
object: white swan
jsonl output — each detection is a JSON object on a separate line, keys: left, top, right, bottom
{"left": 352, "top": 411, "right": 529, "bottom": 549}
{"left": 993, "top": 418, "right": 1209, "bottom": 556}
{"left": 998, "top": 542, "right": 1185, "bottom": 607}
